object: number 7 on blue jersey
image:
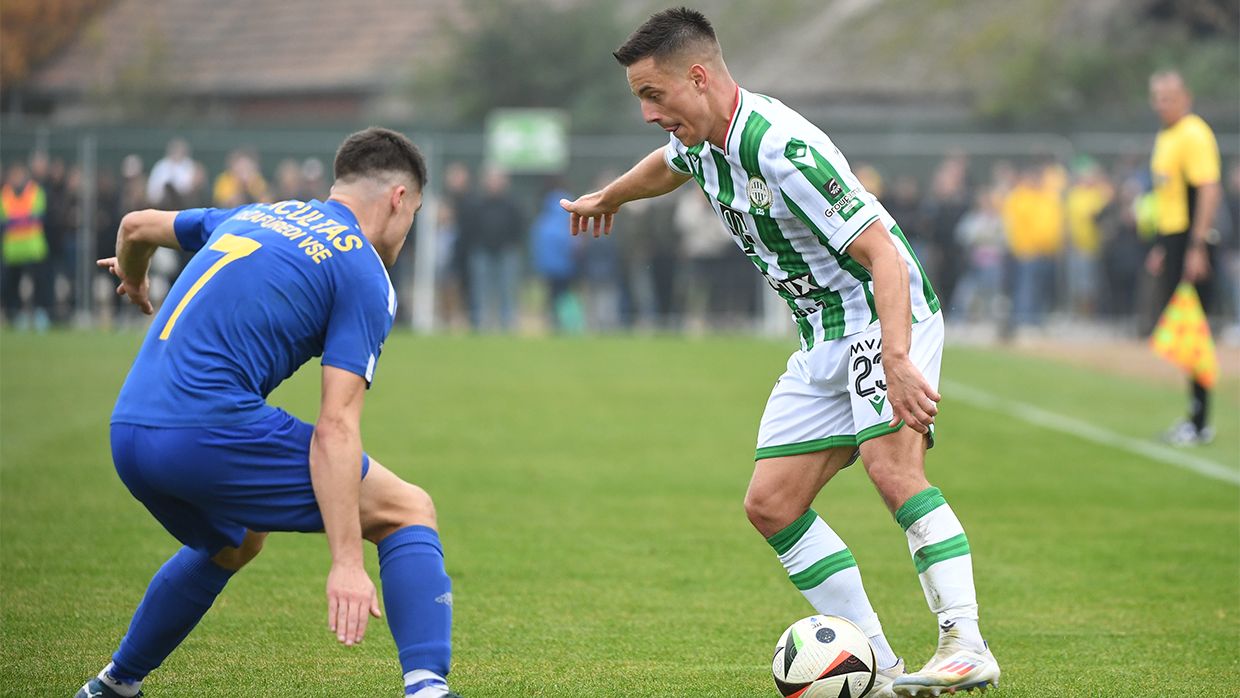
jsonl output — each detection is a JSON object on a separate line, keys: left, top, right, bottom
{"left": 160, "top": 233, "right": 262, "bottom": 340}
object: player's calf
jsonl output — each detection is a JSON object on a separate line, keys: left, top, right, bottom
{"left": 359, "top": 461, "right": 455, "bottom": 697}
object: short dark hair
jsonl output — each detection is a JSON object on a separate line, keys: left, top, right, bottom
{"left": 333, "top": 127, "right": 428, "bottom": 190}
{"left": 613, "top": 7, "right": 717, "bottom": 67}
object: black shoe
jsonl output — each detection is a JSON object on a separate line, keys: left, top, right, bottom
{"left": 74, "top": 677, "right": 142, "bottom": 698}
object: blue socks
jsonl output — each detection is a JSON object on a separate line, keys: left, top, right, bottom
{"left": 378, "top": 525, "right": 453, "bottom": 681}
{"left": 108, "top": 526, "right": 452, "bottom": 692}
{"left": 111, "top": 546, "right": 234, "bottom": 682}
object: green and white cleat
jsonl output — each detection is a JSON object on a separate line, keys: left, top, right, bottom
{"left": 869, "top": 657, "right": 905, "bottom": 698}
{"left": 892, "top": 630, "right": 999, "bottom": 696}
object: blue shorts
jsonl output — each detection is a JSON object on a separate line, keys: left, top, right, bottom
{"left": 111, "top": 409, "right": 370, "bottom": 555}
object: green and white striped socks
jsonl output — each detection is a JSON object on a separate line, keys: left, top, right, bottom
{"left": 767, "top": 509, "right": 898, "bottom": 669}
{"left": 896, "top": 486, "right": 983, "bottom": 648}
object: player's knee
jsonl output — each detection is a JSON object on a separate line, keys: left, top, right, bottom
{"left": 211, "top": 531, "right": 267, "bottom": 571}
{"left": 362, "top": 481, "right": 437, "bottom": 544}
{"left": 744, "top": 486, "right": 792, "bottom": 538}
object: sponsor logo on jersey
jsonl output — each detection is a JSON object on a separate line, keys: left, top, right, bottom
{"left": 824, "top": 190, "right": 856, "bottom": 218}
{"left": 767, "top": 273, "right": 817, "bottom": 298}
{"left": 747, "top": 176, "right": 772, "bottom": 211}
{"left": 825, "top": 178, "right": 843, "bottom": 199}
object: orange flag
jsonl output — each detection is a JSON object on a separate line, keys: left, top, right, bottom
{"left": 1151, "top": 283, "right": 1217, "bottom": 389}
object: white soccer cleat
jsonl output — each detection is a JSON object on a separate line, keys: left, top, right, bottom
{"left": 892, "top": 630, "right": 999, "bottom": 696}
{"left": 868, "top": 657, "right": 905, "bottom": 698}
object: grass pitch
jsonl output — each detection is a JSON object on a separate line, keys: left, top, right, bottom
{"left": 1, "top": 331, "right": 1237, "bottom": 697}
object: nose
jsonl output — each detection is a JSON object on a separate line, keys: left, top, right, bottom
{"left": 641, "top": 101, "right": 662, "bottom": 125}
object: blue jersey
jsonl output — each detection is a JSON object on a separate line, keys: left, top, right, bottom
{"left": 112, "top": 199, "right": 396, "bottom": 427}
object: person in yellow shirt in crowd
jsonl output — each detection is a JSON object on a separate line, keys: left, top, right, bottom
{"left": 212, "top": 148, "right": 270, "bottom": 208}
{"left": 1002, "top": 162, "right": 1066, "bottom": 331}
{"left": 1146, "top": 69, "right": 1223, "bottom": 446}
{"left": 1065, "top": 158, "right": 1114, "bottom": 317}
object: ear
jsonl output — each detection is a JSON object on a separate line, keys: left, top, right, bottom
{"left": 390, "top": 183, "right": 407, "bottom": 211}
{"left": 689, "top": 64, "right": 708, "bottom": 91}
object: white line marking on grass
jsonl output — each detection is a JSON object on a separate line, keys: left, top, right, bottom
{"left": 944, "top": 380, "right": 1240, "bottom": 487}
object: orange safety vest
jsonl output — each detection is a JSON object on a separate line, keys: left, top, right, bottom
{"left": 0, "top": 181, "right": 49, "bottom": 265}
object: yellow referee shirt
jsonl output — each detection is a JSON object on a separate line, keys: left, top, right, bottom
{"left": 1150, "top": 113, "right": 1220, "bottom": 235}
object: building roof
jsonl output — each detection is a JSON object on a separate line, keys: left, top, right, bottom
{"left": 31, "top": 0, "right": 457, "bottom": 96}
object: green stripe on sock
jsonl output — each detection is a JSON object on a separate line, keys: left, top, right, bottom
{"left": 895, "top": 486, "right": 946, "bottom": 531}
{"left": 766, "top": 509, "right": 817, "bottom": 556}
{"left": 789, "top": 549, "right": 858, "bottom": 590}
{"left": 913, "top": 533, "right": 971, "bottom": 574}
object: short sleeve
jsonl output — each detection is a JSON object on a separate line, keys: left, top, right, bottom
{"left": 174, "top": 206, "right": 247, "bottom": 252}
{"left": 664, "top": 134, "right": 692, "bottom": 176}
{"left": 776, "top": 137, "right": 883, "bottom": 252}
{"left": 321, "top": 271, "right": 395, "bottom": 387}
{"left": 1183, "top": 120, "right": 1221, "bottom": 186}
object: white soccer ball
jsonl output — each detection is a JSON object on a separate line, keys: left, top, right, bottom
{"left": 771, "top": 615, "right": 877, "bottom": 698}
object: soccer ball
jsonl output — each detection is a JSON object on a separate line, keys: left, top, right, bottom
{"left": 772, "top": 615, "right": 877, "bottom": 698}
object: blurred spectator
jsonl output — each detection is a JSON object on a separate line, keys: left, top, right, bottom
{"left": 1099, "top": 173, "right": 1146, "bottom": 322}
{"left": 582, "top": 172, "right": 624, "bottom": 332}
{"left": 146, "top": 138, "right": 204, "bottom": 209}
{"left": 1064, "top": 157, "right": 1114, "bottom": 317}
{"left": 1225, "top": 160, "right": 1240, "bottom": 337}
{"left": 529, "top": 177, "right": 582, "bottom": 333}
{"left": 854, "top": 163, "right": 884, "bottom": 199}
{"left": 443, "top": 162, "right": 477, "bottom": 328}
{"left": 300, "top": 158, "right": 328, "bottom": 200}
{"left": 951, "top": 189, "right": 1006, "bottom": 324}
{"left": 38, "top": 154, "right": 75, "bottom": 324}
{"left": 618, "top": 196, "right": 679, "bottom": 329}
{"left": 92, "top": 167, "right": 126, "bottom": 326}
{"left": 674, "top": 187, "right": 732, "bottom": 331}
{"left": 213, "top": 148, "right": 269, "bottom": 207}
{"left": 1002, "top": 164, "right": 1064, "bottom": 331}
{"left": 1, "top": 161, "right": 52, "bottom": 331}
{"left": 274, "top": 158, "right": 302, "bottom": 200}
{"left": 431, "top": 202, "right": 469, "bottom": 330}
{"left": 119, "top": 154, "right": 148, "bottom": 214}
{"left": 467, "top": 167, "right": 524, "bottom": 331}
{"left": 885, "top": 174, "right": 925, "bottom": 242}
{"left": 919, "top": 154, "right": 971, "bottom": 315}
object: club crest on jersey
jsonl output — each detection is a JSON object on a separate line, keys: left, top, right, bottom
{"left": 747, "top": 176, "right": 772, "bottom": 211}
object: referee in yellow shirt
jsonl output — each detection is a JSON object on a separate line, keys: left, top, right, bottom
{"left": 1146, "top": 69, "right": 1223, "bottom": 445}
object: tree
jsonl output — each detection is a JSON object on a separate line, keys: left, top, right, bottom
{"left": 407, "top": 0, "right": 638, "bottom": 133}
{"left": 0, "top": 0, "right": 109, "bottom": 86}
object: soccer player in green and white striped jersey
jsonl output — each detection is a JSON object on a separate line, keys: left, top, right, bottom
{"left": 561, "top": 8, "right": 1000, "bottom": 696}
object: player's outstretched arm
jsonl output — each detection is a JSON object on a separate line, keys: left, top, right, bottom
{"left": 96, "top": 209, "right": 182, "bottom": 315}
{"left": 559, "top": 147, "right": 691, "bottom": 237}
{"left": 310, "top": 366, "right": 382, "bottom": 648}
{"left": 847, "top": 222, "right": 940, "bottom": 434}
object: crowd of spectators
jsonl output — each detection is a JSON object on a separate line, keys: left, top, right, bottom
{"left": 3, "top": 141, "right": 1238, "bottom": 341}
{"left": 0, "top": 139, "right": 329, "bottom": 329}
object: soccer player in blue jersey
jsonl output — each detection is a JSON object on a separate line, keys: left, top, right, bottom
{"left": 75, "top": 128, "right": 459, "bottom": 698}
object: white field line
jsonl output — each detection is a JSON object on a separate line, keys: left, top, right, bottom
{"left": 943, "top": 380, "right": 1240, "bottom": 487}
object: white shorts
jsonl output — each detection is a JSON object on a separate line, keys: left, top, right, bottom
{"left": 755, "top": 312, "right": 944, "bottom": 461}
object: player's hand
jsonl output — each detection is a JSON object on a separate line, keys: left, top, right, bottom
{"left": 325, "top": 561, "right": 382, "bottom": 647}
{"left": 96, "top": 257, "right": 154, "bottom": 315}
{"left": 884, "top": 356, "right": 940, "bottom": 434}
{"left": 1184, "top": 245, "right": 1210, "bottom": 283}
{"left": 560, "top": 192, "right": 616, "bottom": 238}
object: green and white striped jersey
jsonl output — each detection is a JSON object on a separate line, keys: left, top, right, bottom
{"left": 664, "top": 87, "right": 939, "bottom": 349}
